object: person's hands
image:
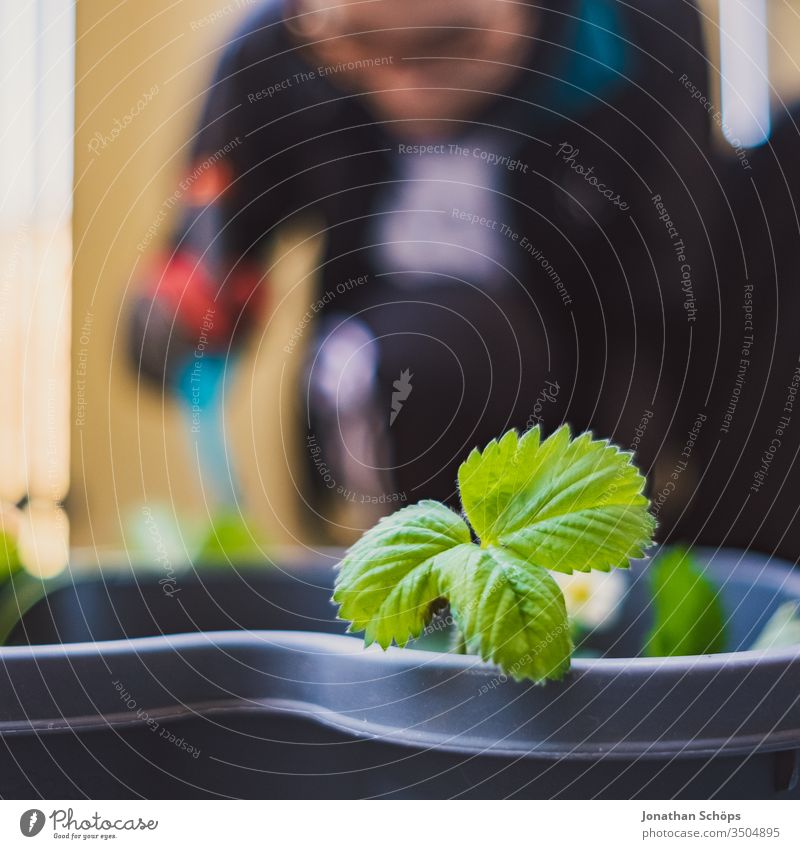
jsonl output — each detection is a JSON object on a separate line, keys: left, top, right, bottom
{"left": 286, "top": 0, "right": 536, "bottom": 138}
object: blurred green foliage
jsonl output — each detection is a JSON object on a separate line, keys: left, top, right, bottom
{"left": 129, "top": 503, "right": 271, "bottom": 568}
{"left": 644, "top": 547, "right": 727, "bottom": 657}
{"left": 0, "top": 531, "right": 22, "bottom": 583}
{"left": 196, "top": 511, "right": 270, "bottom": 564}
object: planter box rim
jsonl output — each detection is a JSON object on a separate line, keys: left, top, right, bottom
{"left": 2, "top": 627, "right": 799, "bottom": 761}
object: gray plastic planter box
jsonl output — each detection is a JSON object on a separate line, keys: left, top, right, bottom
{"left": 0, "top": 549, "right": 798, "bottom": 799}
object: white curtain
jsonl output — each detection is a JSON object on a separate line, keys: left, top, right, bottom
{"left": 0, "top": 1, "right": 74, "bottom": 574}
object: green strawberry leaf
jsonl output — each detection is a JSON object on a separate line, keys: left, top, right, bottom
{"left": 644, "top": 547, "right": 727, "bottom": 657}
{"left": 334, "top": 426, "right": 655, "bottom": 682}
{"left": 441, "top": 544, "right": 572, "bottom": 681}
{"left": 458, "top": 425, "right": 654, "bottom": 573}
{"left": 333, "top": 500, "right": 471, "bottom": 649}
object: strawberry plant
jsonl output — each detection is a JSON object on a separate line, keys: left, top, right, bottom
{"left": 333, "top": 425, "right": 655, "bottom": 682}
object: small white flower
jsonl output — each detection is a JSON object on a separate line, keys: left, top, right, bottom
{"left": 553, "top": 569, "right": 627, "bottom": 631}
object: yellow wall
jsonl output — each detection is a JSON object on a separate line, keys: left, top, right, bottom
{"left": 72, "top": 0, "right": 318, "bottom": 552}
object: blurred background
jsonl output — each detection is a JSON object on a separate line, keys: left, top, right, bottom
{"left": 3, "top": 0, "right": 800, "bottom": 575}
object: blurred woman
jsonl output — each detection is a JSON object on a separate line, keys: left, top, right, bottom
{"left": 131, "top": 0, "right": 720, "bottom": 538}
